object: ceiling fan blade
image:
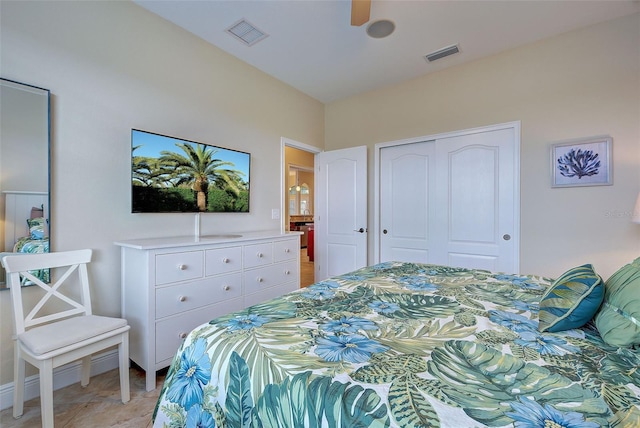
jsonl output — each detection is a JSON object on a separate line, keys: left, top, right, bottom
{"left": 351, "top": 0, "right": 371, "bottom": 26}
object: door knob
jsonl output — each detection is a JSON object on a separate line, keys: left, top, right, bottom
{"left": 354, "top": 228, "right": 365, "bottom": 233}
{"left": 383, "top": 229, "right": 388, "bottom": 234}
{"left": 503, "top": 234, "right": 511, "bottom": 241}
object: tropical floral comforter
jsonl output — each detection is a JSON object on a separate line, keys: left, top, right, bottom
{"left": 153, "top": 262, "right": 640, "bottom": 427}
{"left": 12, "top": 236, "right": 50, "bottom": 284}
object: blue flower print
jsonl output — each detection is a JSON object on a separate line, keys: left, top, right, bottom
{"left": 321, "top": 316, "right": 378, "bottom": 334}
{"left": 186, "top": 404, "right": 216, "bottom": 428}
{"left": 494, "top": 274, "right": 545, "bottom": 291}
{"left": 513, "top": 300, "right": 539, "bottom": 314}
{"left": 368, "top": 300, "right": 400, "bottom": 314}
{"left": 489, "top": 310, "right": 538, "bottom": 333}
{"left": 225, "top": 314, "right": 269, "bottom": 331}
{"left": 301, "top": 287, "right": 336, "bottom": 300}
{"left": 315, "top": 334, "right": 388, "bottom": 363}
{"left": 515, "top": 330, "right": 580, "bottom": 356}
{"left": 166, "top": 338, "right": 212, "bottom": 411}
{"left": 340, "top": 273, "right": 369, "bottom": 281}
{"left": 313, "top": 280, "right": 341, "bottom": 290}
{"left": 371, "top": 262, "right": 395, "bottom": 271}
{"left": 506, "top": 396, "right": 599, "bottom": 428}
{"left": 399, "top": 275, "right": 438, "bottom": 292}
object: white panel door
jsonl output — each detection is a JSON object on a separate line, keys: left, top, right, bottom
{"left": 379, "top": 141, "right": 435, "bottom": 263}
{"left": 316, "top": 146, "right": 367, "bottom": 281}
{"left": 435, "top": 127, "right": 518, "bottom": 272}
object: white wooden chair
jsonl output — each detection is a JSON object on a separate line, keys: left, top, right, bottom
{"left": 2, "top": 249, "right": 130, "bottom": 427}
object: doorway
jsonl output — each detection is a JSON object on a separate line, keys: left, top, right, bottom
{"left": 282, "top": 139, "right": 369, "bottom": 286}
{"left": 282, "top": 139, "right": 319, "bottom": 287}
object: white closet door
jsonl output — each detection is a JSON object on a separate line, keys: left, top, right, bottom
{"left": 378, "top": 124, "right": 519, "bottom": 273}
{"left": 435, "top": 127, "right": 518, "bottom": 272}
{"left": 379, "top": 141, "right": 435, "bottom": 263}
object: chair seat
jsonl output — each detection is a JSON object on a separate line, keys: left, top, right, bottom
{"left": 18, "top": 315, "right": 128, "bottom": 356}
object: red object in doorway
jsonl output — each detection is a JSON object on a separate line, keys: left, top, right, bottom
{"left": 307, "top": 229, "right": 314, "bottom": 261}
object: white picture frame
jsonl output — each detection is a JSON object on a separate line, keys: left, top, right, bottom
{"left": 551, "top": 136, "right": 612, "bottom": 188}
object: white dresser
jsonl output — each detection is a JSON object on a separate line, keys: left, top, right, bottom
{"left": 115, "top": 231, "right": 301, "bottom": 391}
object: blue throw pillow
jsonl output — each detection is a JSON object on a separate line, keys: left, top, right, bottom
{"left": 538, "top": 264, "right": 604, "bottom": 332}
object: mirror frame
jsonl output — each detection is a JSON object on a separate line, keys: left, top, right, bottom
{"left": 0, "top": 78, "right": 51, "bottom": 288}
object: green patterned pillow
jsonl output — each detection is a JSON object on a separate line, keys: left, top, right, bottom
{"left": 538, "top": 264, "right": 604, "bottom": 333}
{"left": 594, "top": 257, "right": 640, "bottom": 347}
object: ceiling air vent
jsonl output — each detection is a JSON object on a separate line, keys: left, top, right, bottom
{"left": 226, "top": 19, "right": 268, "bottom": 46}
{"left": 424, "top": 44, "right": 460, "bottom": 62}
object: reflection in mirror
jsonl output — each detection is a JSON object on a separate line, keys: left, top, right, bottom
{"left": 288, "top": 166, "right": 313, "bottom": 216}
{"left": 0, "top": 78, "right": 50, "bottom": 288}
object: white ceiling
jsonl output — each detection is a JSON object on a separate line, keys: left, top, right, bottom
{"left": 135, "top": 0, "right": 640, "bottom": 104}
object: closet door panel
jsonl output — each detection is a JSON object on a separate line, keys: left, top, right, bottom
{"left": 436, "top": 127, "right": 517, "bottom": 273}
{"left": 377, "top": 124, "right": 519, "bottom": 273}
{"left": 449, "top": 145, "right": 497, "bottom": 243}
{"left": 379, "top": 141, "right": 435, "bottom": 264}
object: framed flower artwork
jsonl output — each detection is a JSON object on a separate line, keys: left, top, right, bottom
{"left": 551, "top": 136, "right": 612, "bottom": 188}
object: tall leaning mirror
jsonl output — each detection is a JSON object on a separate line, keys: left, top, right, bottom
{"left": 0, "top": 78, "right": 51, "bottom": 288}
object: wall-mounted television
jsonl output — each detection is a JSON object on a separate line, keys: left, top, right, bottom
{"left": 131, "top": 129, "right": 250, "bottom": 213}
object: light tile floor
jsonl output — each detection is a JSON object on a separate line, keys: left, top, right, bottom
{"left": 300, "top": 248, "right": 315, "bottom": 287}
{"left": 0, "top": 366, "right": 165, "bottom": 428}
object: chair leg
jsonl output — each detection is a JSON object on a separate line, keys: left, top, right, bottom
{"left": 80, "top": 355, "right": 91, "bottom": 387}
{"left": 119, "top": 333, "right": 130, "bottom": 403}
{"left": 13, "top": 345, "right": 25, "bottom": 419}
{"left": 40, "top": 359, "right": 54, "bottom": 428}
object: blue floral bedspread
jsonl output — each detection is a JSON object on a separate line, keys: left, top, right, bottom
{"left": 153, "top": 262, "right": 640, "bottom": 427}
{"left": 12, "top": 236, "right": 50, "bottom": 283}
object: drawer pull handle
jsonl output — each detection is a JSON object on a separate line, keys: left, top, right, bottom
{"left": 257, "top": 252, "right": 263, "bottom": 258}
{"left": 179, "top": 333, "right": 187, "bottom": 339}
{"left": 179, "top": 295, "right": 186, "bottom": 302}
{"left": 177, "top": 264, "right": 187, "bottom": 271}
{"left": 284, "top": 270, "right": 290, "bottom": 275}
{"left": 222, "top": 258, "right": 229, "bottom": 263}
{"left": 256, "top": 277, "right": 264, "bottom": 283}
{"left": 284, "top": 248, "right": 290, "bottom": 253}
{"left": 222, "top": 285, "right": 231, "bottom": 291}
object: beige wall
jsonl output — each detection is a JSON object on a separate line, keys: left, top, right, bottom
{"left": 325, "top": 13, "right": 640, "bottom": 281}
{"left": 0, "top": 1, "right": 324, "bottom": 387}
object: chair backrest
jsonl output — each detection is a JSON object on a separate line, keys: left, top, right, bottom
{"left": 2, "top": 249, "right": 93, "bottom": 336}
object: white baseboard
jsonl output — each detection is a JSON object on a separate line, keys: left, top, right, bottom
{"left": 0, "top": 350, "right": 119, "bottom": 411}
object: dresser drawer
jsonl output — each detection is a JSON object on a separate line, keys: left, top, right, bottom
{"left": 244, "top": 282, "right": 298, "bottom": 307}
{"left": 273, "top": 239, "right": 297, "bottom": 262}
{"left": 244, "top": 260, "right": 298, "bottom": 295}
{"left": 243, "top": 243, "right": 273, "bottom": 268}
{"left": 155, "top": 251, "right": 203, "bottom": 285}
{"left": 156, "top": 273, "right": 242, "bottom": 319}
{"left": 205, "top": 246, "right": 242, "bottom": 276}
{"left": 155, "top": 297, "right": 244, "bottom": 364}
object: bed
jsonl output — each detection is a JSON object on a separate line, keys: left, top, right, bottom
{"left": 2, "top": 192, "right": 50, "bottom": 283}
{"left": 152, "top": 261, "right": 640, "bottom": 427}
